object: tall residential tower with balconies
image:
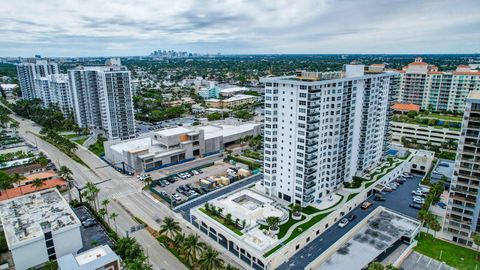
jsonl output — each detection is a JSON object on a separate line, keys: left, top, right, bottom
{"left": 260, "top": 65, "right": 398, "bottom": 206}
{"left": 444, "top": 91, "right": 480, "bottom": 246}
{"left": 68, "top": 59, "right": 136, "bottom": 140}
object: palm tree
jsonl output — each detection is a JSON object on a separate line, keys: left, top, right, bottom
{"left": 12, "top": 173, "right": 25, "bottom": 195}
{"left": 291, "top": 204, "right": 302, "bottom": 217}
{"left": 173, "top": 233, "right": 186, "bottom": 253}
{"left": 98, "top": 208, "right": 107, "bottom": 221}
{"left": 85, "top": 182, "right": 100, "bottom": 211}
{"left": 59, "top": 165, "right": 73, "bottom": 202}
{"left": 266, "top": 216, "right": 280, "bottom": 231}
{"left": 9, "top": 121, "right": 19, "bottom": 133}
{"left": 183, "top": 234, "right": 206, "bottom": 264}
{"left": 102, "top": 199, "right": 110, "bottom": 225}
{"left": 31, "top": 178, "right": 46, "bottom": 191}
{"left": 159, "top": 217, "right": 181, "bottom": 239}
{"left": 198, "top": 246, "right": 224, "bottom": 270}
{"left": 110, "top": 212, "right": 118, "bottom": 233}
{"left": 224, "top": 265, "right": 239, "bottom": 270}
{"left": 368, "top": 261, "right": 385, "bottom": 270}
{"left": 144, "top": 177, "right": 152, "bottom": 187}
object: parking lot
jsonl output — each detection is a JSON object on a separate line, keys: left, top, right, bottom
{"left": 73, "top": 206, "right": 115, "bottom": 252}
{"left": 278, "top": 174, "right": 424, "bottom": 270}
{"left": 136, "top": 117, "right": 196, "bottom": 134}
{"left": 152, "top": 161, "right": 238, "bottom": 202}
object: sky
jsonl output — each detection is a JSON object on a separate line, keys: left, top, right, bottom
{"left": 1, "top": 0, "right": 479, "bottom": 57}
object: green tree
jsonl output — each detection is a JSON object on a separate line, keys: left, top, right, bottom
{"left": 368, "top": 261, "right": 385, "bottom": 270}
{"left": 110, "top": 212, "right": 119, "bottom": 233}
{"left": 11, "top": 173, "right": 25, "bottom": 195}
{"left": 183, "top": 234, "right": 206, "bottom": 264}
{"left": 266, "top": 216, "right": 280, "bottom": 231}
{"left": 31, "top": 177, "right": 46, "bottom": 191}
{"left": 159, "top": 217, "right": 181, "bottom": 239}
{"left": 198, "top": 246, "right": 224, "bottom": 270}
{"left": 59, "top": 165, "right": 74, "bottom": 202}
{"left": 102, "top": 199, "right": 110, "bottom": 225}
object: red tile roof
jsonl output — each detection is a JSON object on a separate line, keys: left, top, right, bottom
{"left": 391, "top": 103, "right": 420, "bottom": 112}
{"left": 0, "top": 179, "right": 67, "bottom": 201}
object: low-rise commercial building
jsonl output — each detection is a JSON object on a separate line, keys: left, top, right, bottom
{"left": 220, "top": 87, "right": 248, "bottom": 97}
{"left": 104, "top": 123, "right": 261, "bottom": 173}
{"left": 206, "top": 94, "right": 257, "bottom": 108}
{"left": 391, "top": 121, "right": 460, "bottom": 146}
{"left": 57, "top": 245, "right": 120, "bottom": 270}
{"left": 0, "top": 189, "right": 82, "bottom": 270}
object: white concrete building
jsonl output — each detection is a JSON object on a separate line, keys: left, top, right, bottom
{"left": 68, "top": 59, "right": 136, "bottom": 140}
{"left": 0, "top": 83, "right": 17, "bottom": 100}
{"left": 16, "top": 59, "right": 58, "bottom": 99}
{"left": 33, "top": 74, "right": 73, "bottom": 117}
{"left": 0, "top": 189, "right": 82, "bottom": 270}
{"left": 57, "top": 245, "right": 120, "bottom": 270}
{"left": 220, "top": 87, "right": 248, "bottom": 97}
{"left": 260, "top": 66, "right": 398, "bottom": 205}
{"left": 398, "top": 57, "right": 480, "bottom": 112}
{"left": 104, "top": 123, "right": 261, "bottom": 173}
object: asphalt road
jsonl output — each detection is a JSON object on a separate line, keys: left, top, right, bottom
{"left": 278, "top": 175, "right": 422, "bottom": 270}
{"left": 9, "top": 113, "right": 187, "bottom": 270}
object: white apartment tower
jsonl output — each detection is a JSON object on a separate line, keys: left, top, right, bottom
{"left": 444, "top": 91, "right": 480, "bottom": 246}
{"left": 33, "top": 74, "right": 73, "bottom": 117}
{"left": 16, "top": 59, "right": 59, "bottom": 99}
{"left": 260, "top": 65, "right": 398, "bottom": 206}
{"left": 68, "top": 59, "right": 136, "bottom": 140}
{"left": 398, "top": 57, "right": 480, "bottom": 112}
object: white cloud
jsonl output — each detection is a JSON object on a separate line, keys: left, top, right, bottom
{"left": 0, "top": 0, "right": 479, "bottom": 56}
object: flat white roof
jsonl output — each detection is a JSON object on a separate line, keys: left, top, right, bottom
{"left": 317, "top": 209, "right": 420, "bottom": 270}
{"left": 154, "top": 126, "right": 191, "bottom": 137}
{"left": 200, "top": 123, "right": 260, "bottom": 140}
{"left": 220, "top": 87, "right": 248, "bottom": 93}
{"left": 224, "top": 94, "right": 256, "bottom": 102}
{"left": 57, "top": 245, "right": 119, "bottom": 270}
{"left": 109, "top": 137, "right": 151, "bottom": 154}
{"left": 0, "top": 189, "right": 81, "bottom": 248}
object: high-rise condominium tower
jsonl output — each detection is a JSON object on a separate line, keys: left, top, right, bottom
{"left": 260, "top": 65, "right": 398, "bottom": 206}
{"left": 398, "top": 57, "right": 480, "bottom": 112}
{"left": 68, "top": 59, "right": 136, "bottom": 140}
{"left": 33, "top": 74, "right": 73, "bottom": 117}
{"left": 16, "top": 59, "right": 59, "bottom": 99}
{"left": 444, "top": 91, "right": 480, "bottom": 246}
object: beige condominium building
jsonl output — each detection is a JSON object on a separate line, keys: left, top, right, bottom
{"left": 397, "top": 57, "right": 480, "bottom": 112}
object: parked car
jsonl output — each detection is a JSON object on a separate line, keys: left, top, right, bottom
{"left": 374, "top": 194, "right": 386, "bottom": 201}
{"left": 172, "top": 193, "right": 182, "bottom": 201}
{"left": 413, "top": 197, "right": 425, "bottom": 204}
{"left": 192, "top": 170, "right": 200, "bottom": 175}
{"left": 437, "top": 202, "right": 447, "bottom": 209}
{"left": 167, "top": 178, "right": 176, "bottom": 183}
{"left": 383, "top": 187, "right": 393, "bottom": 192}
{"left": 418, "top": 186, "right": 430, "bottom": 193}
{"left": 347, "top": 214, "right": 357, "bottom": 221}
{"left": 361, "top": 201, "right": 372, "bottom": 210}
{"left": 176, "top": 187, "right": 184, "bottom": 193}
{"left": 158, "top": 181, "right": 166, "bottom": 187}
{"left": 338, "top": 218, "right": 349, "bottom": 228}
{"left": 411, "top": 190, "right": 425, "bottom": 197}
{"left": 186, "top": 184, "right": 194, "bottom": 190}
{"left": 409, "top": 203, "right": 423, "bottom": 209}
{"left": 402, "top": 173, "right": 413, "bottom": 179}
{"left": 82, "top": 218, "right": 97, "bottom": 228}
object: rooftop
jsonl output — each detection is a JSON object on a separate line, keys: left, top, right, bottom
{"left": 57, "top": 245, "right": 119, "bottom": 270}
{"left": 154, "top": 126, "right": 192, "bottom": 137}
{"left": 199, "top": 123, "right": 260, "bottom": 140}
{"left": 199, "top": 188, "right": 288, "bottom": 252}
{"left": 224, "top": 94, "right": 257, "bottom": 102}
{"left": 391, "top": 103, "right": 420, "bottom": 112}
{"left": 317, "top": 209, "right": 420, "bottom": 270}
{"left": 467, "top": 91, "right": 480, "bottom": 100}
{"left": 220, "top": 87, "right": 248, "bottom": 93}
{"left": 0, "top": 189, "right": 80, "bottom": 248}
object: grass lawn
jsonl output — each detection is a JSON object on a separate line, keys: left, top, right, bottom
{"left": 414, "top": 232, "right": 479, "bottom": 270}
{"left": 264, "top": 211, "right": 332, "bottom": 257}
{"left": 73, "top": 136, "right": 88, "bottom": 145}
{"left": 425, "top": 113, "right": 462, "bottom": 122}
{"left": 199, "top": 208, "right": 244, "bottom": 236}
{"left": 261, "top": 214, "right": 307, "bottom": 239}
{"left": 89, "top": 137, "right": 106, "bottom": 156}
{"left": 347, "top": 193, "right": 359, "bottom": 201}
{"left": 62, "top": 133, "right": 81, "bottom": 139}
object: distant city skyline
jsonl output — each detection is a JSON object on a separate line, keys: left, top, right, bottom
{"left": 1, "top": 0, "right": 479, "bottom": 57}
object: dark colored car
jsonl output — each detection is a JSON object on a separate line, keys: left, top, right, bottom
{"left": 167, "top": 178, "right": 176, "bottom": 183}
{"left": 176, "top": 186, "right": 184, "bottom": 193}
{"left": 374, "top": 194, "right": 386, "bottom": 201}
{"left": 347, "top": 214, "right": 357, "bottom": 221}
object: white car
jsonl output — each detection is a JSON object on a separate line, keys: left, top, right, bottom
{"left": 418, "top": 186, "right": 430, "bottom": 193}
{"left": 413, "top": 197, "right": 425, "bottom": 204}
{"left": 338, "top": 218, "right": 349, "bottom": 228}
{"left": 412, "top": 190, "right": 425, "bottom": 197}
